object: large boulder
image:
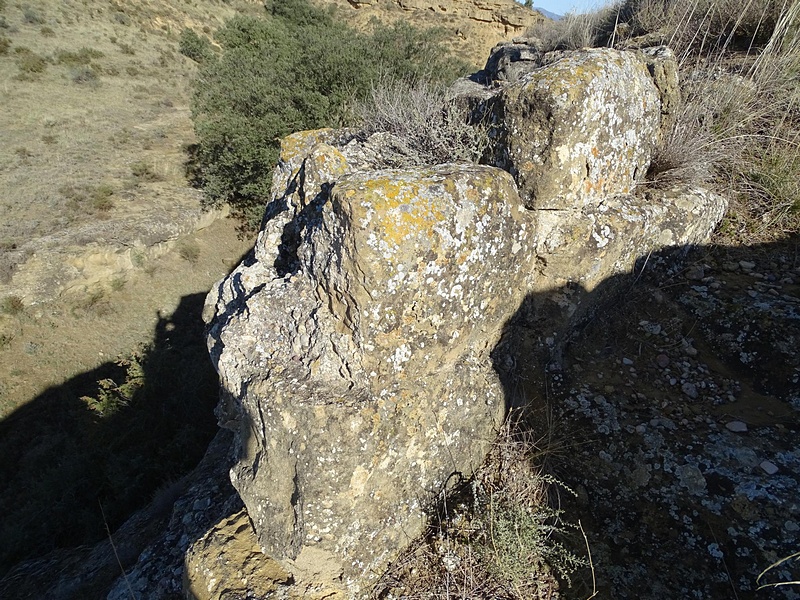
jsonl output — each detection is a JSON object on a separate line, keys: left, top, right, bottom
{"left": 203, "top": 133, "right": 535, "bottom": 594}
{"left": 202, "top": 46, "right": 726, "bottom": 597}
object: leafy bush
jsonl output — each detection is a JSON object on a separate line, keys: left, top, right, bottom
{"left": 190, "top": 0, "right": 470, "bottom": 230}
{"left": 179, "top": 27, "right": 213, "bottom": 63}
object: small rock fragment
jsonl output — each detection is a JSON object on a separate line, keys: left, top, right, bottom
{"left": 760, "top": 460, "right": 779, "bottom": 475}
{"left": 622, "top": 357, "right": 634, "bottom": 365}
{"left": 656, "top": 354, "right": 670, "bottom": 368}
{"left": 739, "top": 260, "right": 756, "bottom": 271}
{"left": 681, "top": 382, "right": 698, "bottom": 399}
{"left": 686, "top": 265, "right": 705, "bottom": 280}
{"left": 725, "top": 420, "right": 748, "bottom": 432}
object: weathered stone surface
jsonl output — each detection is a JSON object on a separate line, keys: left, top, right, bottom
{"left": 184, "top": 510, "right": 348, "bottom": 600}
{"left": 203, "top": 46, "right": 727, "bottom": 598}
{"left": 489, "top": 47, "right": 674, "bottom": 213}
{"left": 204, "top": 133, "right": 535, "bottom": 593}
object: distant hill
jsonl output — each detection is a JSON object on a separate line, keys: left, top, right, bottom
{"left": 535, "top": 6, "right": 563, "bottom": 20}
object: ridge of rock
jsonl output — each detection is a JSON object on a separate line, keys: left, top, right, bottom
{"left": 197, "top": 42, "right": 727, "bottom": 598}
{"left": 314, "top": 0, "right": 546, "bottom": 67}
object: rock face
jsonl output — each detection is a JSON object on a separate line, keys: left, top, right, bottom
{"left": 314, "top": 0, "right": 545, "bottom": 67}
{"left": 202, "top": 45, "right": 727, "bottom": 597}
{"left": 203, "top": 132, "right": 534, "bottom": 593}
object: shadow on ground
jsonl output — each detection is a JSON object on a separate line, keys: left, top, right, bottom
{"left": 496, "top": 233, "right": 800, "bottom": 599}
{"left": 0, "top": 292, "right": 223, "bottom": 596}
{"left": 2, "top": 233, "right": 799, "bottom": 599}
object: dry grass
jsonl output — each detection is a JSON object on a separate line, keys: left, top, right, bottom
{"left": 526, "top": 9, "right": 614, "bottom": 50}
{"left": 353, "top": 78, "right": 490, "bottom": 167}
{"left": 0, "top": 0, "right": 251, "bottom": 252}
{"left": 372, "top": 414, "right": 588, "bottom": 599}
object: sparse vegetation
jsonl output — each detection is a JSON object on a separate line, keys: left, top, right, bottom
{"left": 190, "top": 0, "right": 471, "bottom": 230}
{"left": 55, "top": 46, "right": 104, "bottom": 66}
{"left": 374, "top": 417, "right": 587, "bottom": 598}
{"left": 60, "top": 183, "right": 115, "bottom": 214}
{"left": 70, "top": 65, "right": 99, "bottom": 85}
{"left": 354, "top": 78, "right": 489, "bottom": 167}
{"left": 21, "top": 5, "right": 44, "bottom": 25}
{"left": 39, "top": 25, "right": 54, "bottom": 37}
{"left": 0, "top": 295, "right": 24, "bottom": 315}
{"left": 130, "top": 160, "right": 162, "bottom": 181}
{"left": 0, "top": 36, "right": 9, "bottom": 54}
{"left": 15, "top": 49, "right": 47, "bottom": 74}
{"left": 177, "top": 239, "right": 201, "bottom": 263}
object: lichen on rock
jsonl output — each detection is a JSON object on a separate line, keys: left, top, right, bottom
{"left": 200, "top": 44, "right": 728, "bottom": 598}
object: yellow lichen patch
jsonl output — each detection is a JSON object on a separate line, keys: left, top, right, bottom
{"left": 278, "top": 129, "right": 335, "bottom": 163}
{"left": 350, "top": 177, "right": 448, "bottom": 248}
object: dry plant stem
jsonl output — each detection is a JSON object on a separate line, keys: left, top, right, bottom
{"left": 756, "top": 551, "right": 800, "bottom": 589}
{"left": 100, "top": 501, "right": 136, "bottom": 600}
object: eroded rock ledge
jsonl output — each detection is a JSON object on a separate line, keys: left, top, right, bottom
{"left": 199, "top": 45, "right": 727, "bottom": 597}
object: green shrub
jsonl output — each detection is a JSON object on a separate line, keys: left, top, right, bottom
{"left": 39, "top": 25, "right": 54, "bottom": 37}
{"left": 0, "top": 36, "right": 8, "bottom": 54}
{"left": 0, "top": 295, "right": 24, "bottom": 315}
{"left": 190, "top": 0, "right": 470, "bottom": 230}
{"left": 16, "top": 50, "right": 47, "bottom": 73}
{"left": 178, "top": 27, "right": 213, "bottom": 63}
{"left": 55, "top": 47, "right": 104, "bottom": 66}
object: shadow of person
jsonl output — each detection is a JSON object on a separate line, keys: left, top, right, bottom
{"left": 0, "top": 292, "right": 225, "bottom": 598}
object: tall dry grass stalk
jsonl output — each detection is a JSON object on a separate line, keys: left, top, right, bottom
{"left": 637, "top": 0, "right": 800, "bottom": 240}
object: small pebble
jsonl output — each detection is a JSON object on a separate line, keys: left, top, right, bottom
{"left": 722, "top": 262, "right": 739, "bottom": 271}
{"left": 635, "top": 424, "right": 646, "bottom": 434}
{"left": 686, "top": 265, "right": 705, "bottom": 280}
{"left": 760, "top": 460, "right": 779, "bottom": 475}
{"left": 739, "top": 260, "right": 756, "bottom": 271}
{"left": 726, "top": 420, "right": 748, "bottom": 432}
{"left": 681, "top": 382, "right": 698, "bottom": 399}
{"left": 656, "top": 354, "right": 670, "bottom": 368}
{"left": 622, "top": 357, "right": 634, "bottom": 366}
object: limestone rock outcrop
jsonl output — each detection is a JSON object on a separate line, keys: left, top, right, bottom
{"left": 202, "top": 45, "right": 727, "bottom": 597}
{"left": 314, "top": 0, "right": 545, "bottom": 67}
